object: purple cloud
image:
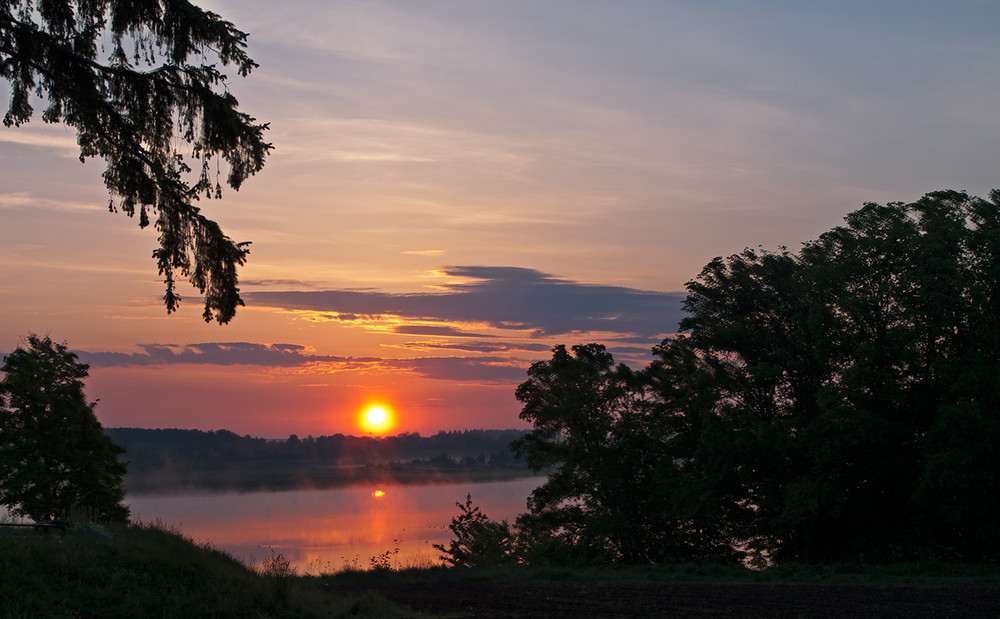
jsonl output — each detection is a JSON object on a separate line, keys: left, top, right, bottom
{"left": 78, "top": 342, "right": 361, "bottom": 368}
{"left": 246, "top": 266, "right": 684, "bottom": 341}
{"left": 77, "top": 342, "right": 537, "bottom": 384}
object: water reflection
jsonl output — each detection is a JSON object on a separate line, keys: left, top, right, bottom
{"left": 127, "top": 477, "right": 542, "bottom": 572}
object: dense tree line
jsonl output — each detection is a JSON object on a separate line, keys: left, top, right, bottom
{"left": 440, "top": 190, "right": 1000, "bottom": 567}
{"left": 107, "top": 427, "right": 530, "bottom": 492}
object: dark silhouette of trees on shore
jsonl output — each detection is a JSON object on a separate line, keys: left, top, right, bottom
{"left": 0, "top": 335, "right": 129, "bottom": 523}
{"left": 439, "top": 189, "right": 1000, "bottom": 567}
{"left": 105, "top": 427, "right": 531, "bottom": 493}
{"left": 0, "top": 1, "right": 271, "bottom": 323}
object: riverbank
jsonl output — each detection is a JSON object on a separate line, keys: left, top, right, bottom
{"left": 124, "top": 461, "right": 538, "bottom": 495}
{"left": 0, "top": 521, "right": 409, "bottom": 618}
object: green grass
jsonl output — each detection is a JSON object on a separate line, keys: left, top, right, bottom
{"left": 0, "top": 521, "right": 414, "bottom": 618}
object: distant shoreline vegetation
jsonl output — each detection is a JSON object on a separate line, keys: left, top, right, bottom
{"left": 106, "top": 428, "right": 533, "bottom": 495}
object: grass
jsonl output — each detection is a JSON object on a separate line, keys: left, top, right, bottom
{"left": 0, "top": 520, "right": 415, "bottom": 618}
{"left": 5, "top": 519, "right": 997, "bottom": 618}
{"left": 324, "top": 558, "right": 1000, "bottom": 589}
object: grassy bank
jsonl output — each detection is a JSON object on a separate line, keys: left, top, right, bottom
{"left": 329, "top": 559, "right": 1000, "bottom": 587}
{"left": 0, "top": 521, "right": 411, "bottom": 618}
{"left": 5, "top": 519, "right": 998, "bottom": 618}
{"left": 323, "top": 562, "right": 1000, "bottom": 618}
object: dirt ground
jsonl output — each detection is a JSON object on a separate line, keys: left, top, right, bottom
{"left": 324, "top": 579, "right": 1000, "bottom": 618}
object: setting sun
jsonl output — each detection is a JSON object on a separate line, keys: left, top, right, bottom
{"left": 367, "top": 407, "right": 387, "bottom": 425}
{"left": 359, "top": 404, "right": 396, "bottom": 434}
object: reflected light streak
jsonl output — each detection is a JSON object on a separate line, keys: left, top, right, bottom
{"left": 126, "top": 478, "right": 543, "bottom": 572}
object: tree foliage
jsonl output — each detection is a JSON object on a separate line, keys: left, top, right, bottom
{"left": 512, "top": 344, "right": 686, "bottom": 563}
{"left": 447, "top": 189, "right": 1000, "bottom": 567}
{"left": 434, "top": 494, "right": 516, "bottom": 568}
{"left": 0, "top": 334, "right": 129, "bottom": 523}
{"left": 679, "top": 190, "right": 1000, "bottom": 562}
{"left": 0, "top": 0, "right": 272, "bottom": 323}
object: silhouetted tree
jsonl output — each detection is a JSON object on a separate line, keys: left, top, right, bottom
{"left": 679, "top": 189, "right": 1000, "bottom": 562}
{"left": 0, "top": 335, "right": 129, "bottom": 523}
{"left": 502, "top": 190, "right": 1000, "bottom": 566}
{"left": 643, "top": 336, "right": 751, "bottom": 563}
{"left": 0, "top": 1, "right": 271, "bottom": 323}
{"left": 512, "top": 344, "right": 699, "bottom": 564}
{"left": 434, "top": 494, "right": 516, "bottom": 568}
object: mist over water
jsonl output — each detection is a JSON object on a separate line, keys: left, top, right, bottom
{"left": 127, "top": 477, "right": 543, "bottom": 572}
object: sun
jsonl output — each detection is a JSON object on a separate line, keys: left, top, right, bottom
{"left": 367, "top": 407, "right": 387, "bottom": 425}
{"left": 359, "top": 404, "right": 395, "bottom": 434}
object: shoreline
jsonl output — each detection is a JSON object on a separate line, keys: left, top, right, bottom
{"left": 123, "top": 464, "right": 539, "bottom": 496}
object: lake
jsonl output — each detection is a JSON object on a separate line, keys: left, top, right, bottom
{"left": 127, "top": 476, "right": 543, "bottom": 573}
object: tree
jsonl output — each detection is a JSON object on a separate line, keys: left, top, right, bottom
{"left": 504, "top": 190, "right": 1000, "bottom": 566}
{"left": 678, "top": 189, "right": 1000, "bottom": 562}
{"left": 643, "top": 336, "right": 752, "bottom": 563}
{"left": 512, "top": 344, "right": 699, "bottom": 564}
{"left": 434, "top": 494, "right": 516, "bottom": 568}
{"left": 0, "top": 334, "right": 129, "bottom": 523}
{"left": 1, "top": 1, "right": 272, "bottom": 323}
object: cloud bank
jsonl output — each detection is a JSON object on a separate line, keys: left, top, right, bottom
{"left": 246, "top": 266, "right": 685, "bottom": 340}
{"left": 77, "top": 267, "right": 685, "bottom": 385}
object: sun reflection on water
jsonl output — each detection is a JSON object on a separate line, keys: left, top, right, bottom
{"left": 127, "top": 477, "right": 543, "bottom": 573}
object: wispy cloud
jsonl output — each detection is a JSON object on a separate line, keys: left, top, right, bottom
{"left": 0, "top": 192, "right": 103, "bottom": 213}
{"left": 385, "top": 356, "right": 527, "bottom": 383}
{"left": 77, "top": 341, "right": 538, "bottom": 384}
{"left": 391, "top": 325, "right": 495, "bottom": 338}
{"left": 390, "top": 341, "right": 553, "bottom": 354}
{"left": 241, "top": 278, "right": 326, "bottom": 289}
{"left": 78, "top": 342, "right": 357, "bottom": 368}
{"left": 0, "top": 129, "right": 78, "bottom": 152}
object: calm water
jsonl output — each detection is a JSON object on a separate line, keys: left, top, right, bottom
{"left": 127, "top": 476, "right": 543, "bottom": 572}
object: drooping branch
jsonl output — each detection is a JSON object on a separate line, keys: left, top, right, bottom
{"left": 0, "top": 0, "right": 272, "bottom": 323}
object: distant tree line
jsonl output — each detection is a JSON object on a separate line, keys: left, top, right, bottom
{"left": 106, "top": 427, "right": 531, "bottom": 493}
{"left": 437, "top": 190, "right": 1000, "bottom": 567}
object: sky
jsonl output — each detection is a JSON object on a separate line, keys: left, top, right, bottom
{"left": 2, "top": 0, "right": 999, "bottom": 437}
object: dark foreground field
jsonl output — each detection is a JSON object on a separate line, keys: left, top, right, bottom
{"left": 6, "top": 521, "right": 1000, "bottom": 618}
{"left": 325, "top": 569, "right": 1000, "bottom": 618}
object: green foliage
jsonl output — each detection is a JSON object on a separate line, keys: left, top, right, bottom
{"left": 0, "top": 0, "right": 272, "bottom": 323}
{"left": 0, "top": 334, "right": 128, "bottom": 523}
{"left": 509, "top": 342, "right": 749, "bottom": 565}
{"left": 679, "top": 189, "right": 1000, "bottom": 563}
{"left": 434, "top": 494, "right": 517, "bottom": 568}
{"left": 502, "top": 190, "right": 1000, "bottom": 567}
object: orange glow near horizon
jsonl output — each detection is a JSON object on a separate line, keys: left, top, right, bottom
{"left": 359, "top": 404, "right": 396, "bottom": 435}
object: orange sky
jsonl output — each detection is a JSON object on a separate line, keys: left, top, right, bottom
{"left": 3, "top": 1, "right": 1000, "bottom": 437}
